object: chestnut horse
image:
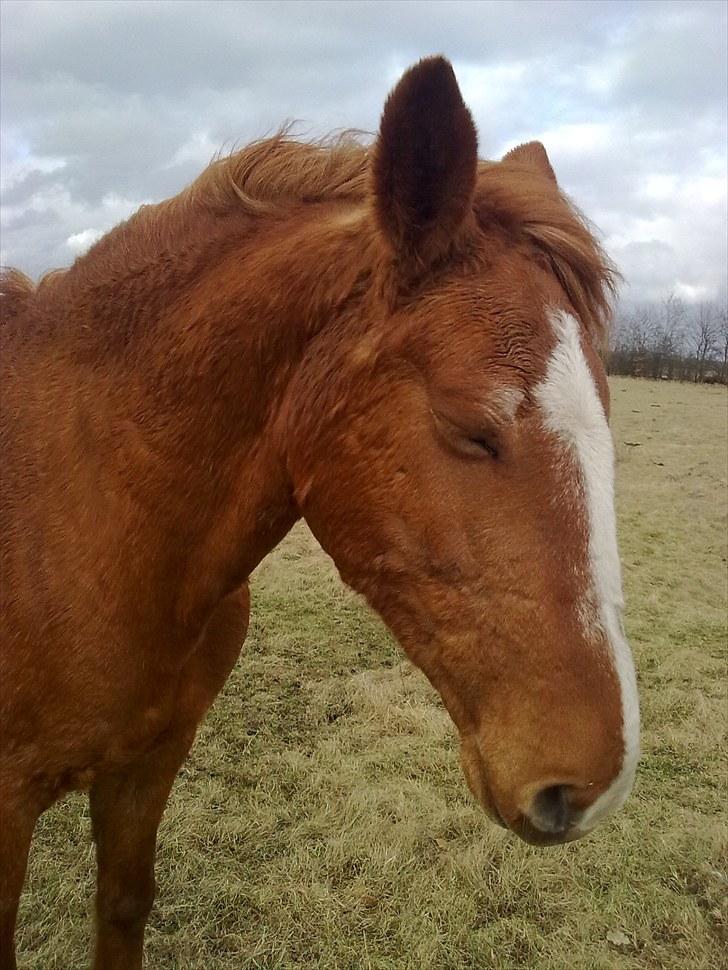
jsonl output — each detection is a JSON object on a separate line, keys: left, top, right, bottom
{"left": 0, "top": 57, "right": 639, "bottom": 969}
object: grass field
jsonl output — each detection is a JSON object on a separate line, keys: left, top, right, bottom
{"left": 16, "top": 377, "right": 728, "bottom": 970}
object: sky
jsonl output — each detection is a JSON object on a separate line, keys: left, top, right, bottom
{"left": 1, "top": 0, "right": 726, "bottom": 305}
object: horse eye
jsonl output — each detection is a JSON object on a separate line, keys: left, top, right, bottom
{"left": 469, "top": 436, "right": 499, "bottom": 459}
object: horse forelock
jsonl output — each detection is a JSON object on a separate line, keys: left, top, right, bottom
{"left": 474, "top": 164, "right": 618, "bottom": 349}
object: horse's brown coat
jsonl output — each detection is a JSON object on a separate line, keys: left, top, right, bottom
{"left": 1, "top": 57, "right": 627, "bottom": 969}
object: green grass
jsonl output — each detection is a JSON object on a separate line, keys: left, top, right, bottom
{"left": 16, "top": 378, "right": 728, "bottom": 969}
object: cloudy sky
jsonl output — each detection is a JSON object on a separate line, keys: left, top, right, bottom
{"left": 1, "top": 0, "right": 726, "bottom": 304}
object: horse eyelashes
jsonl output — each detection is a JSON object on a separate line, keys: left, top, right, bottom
{"left": 468, "top": 436, "right": 500, "bottom": 460}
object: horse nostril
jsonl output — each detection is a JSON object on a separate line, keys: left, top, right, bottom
{"left": 528, "top": 784, "right": 577, "bottom": 835}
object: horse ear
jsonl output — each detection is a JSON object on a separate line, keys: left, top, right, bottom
{"left": 502, "top": 141, "right": 557, "bottom": 183}
{"left": 372, "top": 56, "right": 478, "bottom": 271}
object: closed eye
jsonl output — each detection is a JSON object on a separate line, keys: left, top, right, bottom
{"left": 468, "top": 436, "right": 500, "bottom": 459}
{"left": 430, "top": 405, "right": 505, "bottom": 461}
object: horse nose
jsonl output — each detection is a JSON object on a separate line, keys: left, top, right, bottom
{"left": 526, "top": 784, "right": 580, "bottom": 836}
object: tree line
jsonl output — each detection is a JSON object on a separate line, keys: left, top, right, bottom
{"left": 608, "top": 295, "right": 728, "bottom": 384}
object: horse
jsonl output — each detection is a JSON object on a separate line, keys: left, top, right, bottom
{"left": 0, "top": 56, "right": 639, "bottom": 969}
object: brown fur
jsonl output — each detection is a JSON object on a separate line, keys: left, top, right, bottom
{"left": 0, "top": 57, "right": 627, "bottom": 970}
{"left": 0, "top": 269, "right": 35, "bottom": 323}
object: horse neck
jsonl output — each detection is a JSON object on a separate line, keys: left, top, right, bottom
{"left": 59, "top": 203, "right": 373, "bottom": 632}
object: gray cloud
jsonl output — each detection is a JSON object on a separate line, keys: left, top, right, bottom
{"left": 1, "top": 0, "right": 725, "bottom": 303}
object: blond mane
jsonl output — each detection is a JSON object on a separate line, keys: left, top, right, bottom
{"left": 165, "top": 133, "right": 617, "bottom": 342}
{"left": 182, "top": 129, "right": 370, "bottom": 215}
{"left": 182, "top": 134, "right": 616, "bottom": 339}
{"left": 2, "top": 133, "right": 616, "bottom": 344}
{"left": 0, "top": 268, "right": 35, "bottom": 323}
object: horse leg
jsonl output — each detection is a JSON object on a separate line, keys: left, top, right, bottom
{"left": 90, "top": 586, "right": 249, "bottom": 970}
{"left": 89, "top": 736, "right": 191, "bottom": 970}
{"left": 0, "top": 793, "right": 39, "bottom": 970}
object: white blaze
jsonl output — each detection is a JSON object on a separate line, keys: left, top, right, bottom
{"left": 534, "top": 310, "right": 640, "bottom": 832}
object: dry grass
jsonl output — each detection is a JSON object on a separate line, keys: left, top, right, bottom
{"left": 16, "top": 378, "right": 728, "bottom": 969}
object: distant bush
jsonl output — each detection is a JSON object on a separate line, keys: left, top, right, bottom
{"left": 608, "top": 294, "right": 727, "bottom": 384}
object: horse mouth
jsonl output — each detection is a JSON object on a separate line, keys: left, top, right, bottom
{"left": 510, "top": 814, "right": 586, "bottom": 846}
{"left": 459, "top": 734, "right": 508, "bottom": 829}
{"left": 458, "top": 736, "right": 586, "bottom": 844}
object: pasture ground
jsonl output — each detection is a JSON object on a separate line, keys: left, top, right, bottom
{"left": 17, "top": 377, "right": 728, "bottom": 969}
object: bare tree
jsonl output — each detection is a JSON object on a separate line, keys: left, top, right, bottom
{"left": 691, "top": 302, "right": 718, "bottom": 382}
{"left": 654, "top": 293, "right": 687, "bottom": 380}
{"left": 609, "top": 295, "right": 726, "bottom": 384}
{"left": 718, "top": 304, "right": 728, "bottom": 384}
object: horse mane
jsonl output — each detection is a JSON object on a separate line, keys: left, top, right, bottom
{"left": 182, "top": 133, "right": 615, "bottom": 340}
{"left": 0, "top": 268, "right": 36, "bottom": 323}
{"left": 3, "top": 133, "right": 616, "bottom": 344}
{"left": 181, "top": 128, "right": 370, "bottom": 216}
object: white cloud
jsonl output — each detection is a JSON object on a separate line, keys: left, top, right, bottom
{"left": 65, "top": 228, "right": 102, "bottom": 253}
{"left": 1, "top": 152, "right": 67, "bottom": 191}
{"left": 165, "top": 131, "right": 218, "bottom": 170}
{"left": 533, "top": 122, "right": 613, "bottom": 158}
{"left": 673, "top": 282, "right": 713, "bottom": 303}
